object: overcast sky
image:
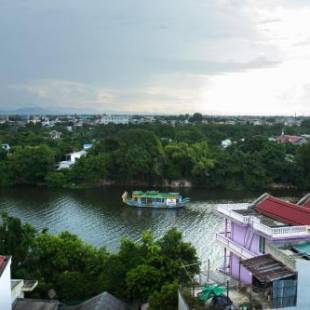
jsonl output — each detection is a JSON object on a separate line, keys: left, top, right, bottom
{"left": 1, "top": 0, "right": 310, "bottom": 115}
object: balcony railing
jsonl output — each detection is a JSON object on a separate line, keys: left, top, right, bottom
{"left": 253, "top": 222, "right": 309, "bottom": 239}
{"left": 216, "top": 232, "right": 256, "bottom": 259}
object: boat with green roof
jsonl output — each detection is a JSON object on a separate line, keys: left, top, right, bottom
{"left": 122, "top": 191, "right": 190, "bottom": 209}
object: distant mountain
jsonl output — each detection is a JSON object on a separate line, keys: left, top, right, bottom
{"left": 0, "top": 106, "right": 99, "bottom": 115}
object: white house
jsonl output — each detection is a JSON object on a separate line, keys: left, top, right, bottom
{"left": 83, "top": 143, "right": 93, "bottom": 151}
{"left": 221, "top": 139, "right": 232, "bottom": 149}
{"left": 57, "top": 150, "right": 86, "bottom": 170}
{"left": 49, "top": 130, "right": 62, "bottom": 140}
{"left": 1, "top": 144, "right": 11, "bottom": 151}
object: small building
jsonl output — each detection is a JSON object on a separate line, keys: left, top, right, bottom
{"left": 57, "top": 150, "right": 86, "bottom": 170}
{"left": 83, "top": 143, "right": 93, "bottom": 151}
{"left": 216, "top": 193, "right": 310, "bottom": 309}
{"left": 1, "top": 144, "right": 11, "bottom": 151}
{"left": 49, "top": 130, "right": 62, "bottom": 140}
{"left": 276, "top": 130, "right": 307, "bottom": 145}
{"left": 221, "top": 139, "right": 232, "bottom": 149}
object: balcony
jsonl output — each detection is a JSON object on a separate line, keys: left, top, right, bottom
{"left": 216, "top": 232, "right": 256, "bottom": 260}
{"left": 217, "top": 204, "right": 251, "bottom": 225}
{"left": 217, "top": 205, "right": 310, "bottom": 239}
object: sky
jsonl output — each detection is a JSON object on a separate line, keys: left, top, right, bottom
{"left": 1, "top": 0, "right": 310, "bottom": 115}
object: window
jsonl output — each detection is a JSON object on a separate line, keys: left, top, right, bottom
{"left": 259, "top": 236, "right": 265, "bottom": 254}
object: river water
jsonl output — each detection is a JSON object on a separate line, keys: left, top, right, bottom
{"left": 0, "top": 187, "right": 300, "bottom": 269}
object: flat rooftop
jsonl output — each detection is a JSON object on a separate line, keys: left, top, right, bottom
{"left": 236, "top": 207, "right": 286, "bottom": 227}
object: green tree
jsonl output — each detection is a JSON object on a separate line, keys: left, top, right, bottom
{"left": 149, "top": 281, "right": 179, "bottom": 310}
{"left": 126, "top": 264, "right": 162, "bottom": 301}
{"left": 7, "top": 145, "right": 55, "bottom": 184}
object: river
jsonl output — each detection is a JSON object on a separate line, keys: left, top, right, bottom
{"left": 0, "top": 187, "right": 301, "bottom": 269}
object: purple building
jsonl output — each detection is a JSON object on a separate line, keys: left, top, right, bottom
{"left": 216, "top": 193, "right": 310, "bottom": 309}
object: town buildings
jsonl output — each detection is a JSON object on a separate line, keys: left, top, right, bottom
{"left": 217, "top": 193, "right": 310, "bottom": 309}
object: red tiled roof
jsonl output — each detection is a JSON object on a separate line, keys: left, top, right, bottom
{"left": 256, "top": 195, "right": 310, "bottom": 225}
{"left": 276, "top": 135, "right": 303, "bottom": 144}
{"left": 0, "top": 255, "right": 5, "bottom": 268}
{"left": 0, "top": 255, "right": 9, "bottom": 277}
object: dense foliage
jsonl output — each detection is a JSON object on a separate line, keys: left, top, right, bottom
{"left": 1, "top": 120, "right": 310, "bottom": 190}
{"left": 0, "top": 213, "right": 199, "bottom": 306}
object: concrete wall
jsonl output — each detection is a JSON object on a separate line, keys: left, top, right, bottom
{"left": 178, "top": 289, "right": 189, "bottom": 310}
{"left": 231, "top": 222, "right": 261, "bottom": 254}
{"left": 11, "top": 280, "right": 24, "bottom": 304}
{"left": 231, "top": 222, "right": 247, "bottom": 245}
{"left": 0, "top": 258, "right": 12, "bottom": 310}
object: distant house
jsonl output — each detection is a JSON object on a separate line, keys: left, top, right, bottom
{"left": 83, "top": 143, "right": 93, "bottom": 151}
{"left": 276, "top": 134, "right": 307, "bottom": 145}
{"left": 1, "top": 144, "right": 10, "bottom": 151}
{"left": 57, "top": 150, "right": 86, "bottom": 170}
{"left": 221, "top": 139, "right": 232, "bottom": 149}
{"left": 49, "top": 130, "right": 62, "bottom": 140}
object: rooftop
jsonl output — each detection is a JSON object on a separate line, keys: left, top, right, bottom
{"left": 256, "top": 195, "right": 310, "bottom": 225}
{"left": 241, "top": 254, "right": 296, "bottom": 283}
{"left": 66, "top": 292, "right": 129, "bottom": 310}
{"left": 132, "top": 191, "right": 181, "bottom": 198}
{"left": 13, "top": 299, "right": 60, "bottom": 310}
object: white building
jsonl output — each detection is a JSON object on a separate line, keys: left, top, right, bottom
{"left": 0, "top": 256, "right": 12, "bottom": 310}
{"left": 221, "top": 139, "right": 232, "bottom": 148}
{"left": 1, "top": 144, "right": 11, "bottom": 151}
{"left": 57, "top": 150, "right": 86, "bottom": 170}
{"left": 49, "top": 130, "right": 62, "bottom": 140}
{"left": 99, "top": 114, "right": 130, "bottom": 125}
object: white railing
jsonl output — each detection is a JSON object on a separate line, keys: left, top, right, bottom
{"left": 216, "top": 232, "right": 255, "bottom": 259}
{"left": 217, "top": 204, "right": 250, "bottom": 225}
{"left": 253, "top": 222, "right": 309, "bottom": 238}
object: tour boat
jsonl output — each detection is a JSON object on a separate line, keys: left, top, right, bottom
{"left": 122, "top": 191, "right": 190, "bottom": 209}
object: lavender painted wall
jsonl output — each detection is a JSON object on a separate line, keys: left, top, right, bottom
{"left": 231, "top": 222, "right": 247, "bottom": 245}
{"left": 230, "top": 253, "right": 252, "bottom": 284}
{"left": 231, "top": 222, "right": 261, "bottom": 255}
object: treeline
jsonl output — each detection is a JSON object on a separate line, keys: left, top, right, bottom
{"left": 0, "top": 213, "right": 199, "bottom": 308}
{"left": 1, "top": 122, "right": 310, "bottom": 190}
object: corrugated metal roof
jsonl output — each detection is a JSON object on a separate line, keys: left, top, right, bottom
{"left": 241, "top": 254, "right": 296, "bottom": 283}
{"left": 256, "top": 195, "right": 310, "bottom": 225}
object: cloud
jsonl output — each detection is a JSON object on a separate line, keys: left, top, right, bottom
{"left": 1, "top": 0, "right": 310, "bottom": 114}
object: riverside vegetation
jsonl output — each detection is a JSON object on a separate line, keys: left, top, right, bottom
{"left": 1, "top": 119, "right": 310, "bottom": 190}
{"left": 0, "top": 212, "right": 199, "bottom": 308}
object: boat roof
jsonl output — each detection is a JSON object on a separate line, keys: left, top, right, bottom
{"left": 132, "top": 191, "right": 181, "bottom": 198}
